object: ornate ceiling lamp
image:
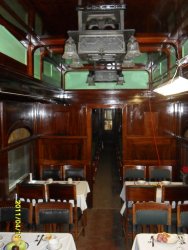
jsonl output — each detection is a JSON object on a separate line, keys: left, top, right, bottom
{"left": 62, "top": 1, "right": 141, "bottom": 84}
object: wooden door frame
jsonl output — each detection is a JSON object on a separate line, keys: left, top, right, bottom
{"left": 86, "top": 103, "right": 125, "bottom": 161}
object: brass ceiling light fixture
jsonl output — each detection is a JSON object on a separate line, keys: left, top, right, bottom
{"left": 62, "top": 0, "right": 141, "bottom": 85}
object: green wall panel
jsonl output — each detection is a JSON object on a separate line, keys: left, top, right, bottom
{"left": 34, "top": 49, "right": 40, "bottom": 79}
{"left": 182, "top": 40, "right": 188, "bottom": 57}
{"left": 0, "top": 25, "right": 27, "bottom": 64}
{"left": 134, "top": 53, "right": 148, "bottom": 64}
{"left": 42, "top": 61, "right": 61, "bottom": 87}
{"left": 64, "top": 70, "right": 149, "bottom": 90}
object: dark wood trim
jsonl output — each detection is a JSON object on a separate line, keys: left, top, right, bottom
{"left": 0, "top": 65, "right": 62, "bottom": 102}
{"left": 0, "top": 53, "right": 27, "bottom": 74}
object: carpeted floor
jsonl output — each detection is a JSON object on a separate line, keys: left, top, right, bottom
{"left": 76, "top": 142, "right": 127, "bottom": 250}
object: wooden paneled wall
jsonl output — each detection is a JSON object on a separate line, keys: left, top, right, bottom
{"left": 121, "top": 100, "right": 178, "bottom": 179}
{"left": 1, "top": 94, "right": 188, "bottom": 203}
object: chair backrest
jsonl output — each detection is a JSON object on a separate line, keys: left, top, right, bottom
{"left": 177, "top": 204, "right": 188, "bottom": 233}
{"left": 133, "top": 202, "right": 172, "bottom": 237}
{"left": 42, "top": 167, "right": 61, "bottom": 180}
{"left": 47, "top": 183, "right": 81, "bottom": 238}
{"left": 35, "top": 202, "right": 73, "bottom": 232}
{"left": 47, "top": 183, "right": 76, "bottom": 202}
{"left": 123, "top": 185, "right": 157, "bottom": 245}
{"left": 126, "top": 185, "right": 157, "bottom": 205}
{"left": 61, "top": 165, "right": 86, "bottom": 181}
{"left": 0, "top": 200, "right": 33, "bottom": 231}
{"left": 148, "top": 165, "right": 172, "bottom": 181}
{"left": 16, "top": 183, "right": 46, "bottom": 202}
{"left": 123, "top": 165, "right": 146, "bottom": 181}
{"left": 161, "top": 185, "right": 188, "bottom": 209}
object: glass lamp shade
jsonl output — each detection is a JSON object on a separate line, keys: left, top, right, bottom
{"left": 122, "top": 59, "right": 135, "bottom": 67}
{"left": 70, "top": 56, "right": 83, "bottom": 68}
{"left": 124, "top": 35, "right": 141, "bottom": 59}
{"left": 62, "top": 37, "right": 79, "bottom": 60}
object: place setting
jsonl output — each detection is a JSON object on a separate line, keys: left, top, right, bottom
{"left": 147, "top": 232, "right": 187, "bottom": 249}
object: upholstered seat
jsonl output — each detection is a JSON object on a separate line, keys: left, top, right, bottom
{"left": 177, "top": 204, "right": 188, "bottom": 233}
{"left": 132, "top": 202, "right": 172, "bottom": 239}
{"left": 122, "top": 165, "right": 146, "bottom": 181}
{"left": 35, "top": 202, "right": 73, "bottom": 233}
{"left": 42, "top": 167, "right": 61, "bottom": 180}
{"left": 162, "top": 185, "right": 188, "bottom": 231}
{"left": 61, "top": 165, "right": 86, "bottom": 181}
{"left": 0, "top": 200, "right": 33, "bottom": 231}
{"left": 148, "top": 165, "right": 172, "bottom": 181}
{"left": 47, "top": 183, "right": 86, "bottom": 239}
{"left": 123, "top": 185, "right": 157, "bottom": 245}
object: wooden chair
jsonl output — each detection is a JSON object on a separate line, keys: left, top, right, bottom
{"left": 148, "top": 165, "right": 172, "bottom": 181}
{"left": 161, "top": 185, "right": 188, "bottom": 231}
{"left": 124, "top": 185, "right": 157, "bottom": 245}
{"left": 177, "top": 204, "right": 188, "bottom": 233}
{"left": 61, "top": 164, "right": 86, "bottom": 181}
{"left": 47, "top": 183, "right": 86, "bottom": 240}
{"left": 35, "top": 202, "right": 73, "bottom": 233}
{"left": 16, "top": 183, "right": 46, "bottom": 203}
{"left": 0, "top": 200, "right": 33, "bottom": 231}
{"left": 132, "top": 202, "right": 172, "bottom": 239}
{"left": 122, "top": 165, "right": 146, "bottom": 182}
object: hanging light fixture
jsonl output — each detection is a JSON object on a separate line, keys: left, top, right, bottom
{"left": 154, "top": 55, "right": 188, "bottom": 96}
{"left": 125, "top": 35, "right": 141, "bottom": 59}
{"left": 63, "top": 2, "right": 141, "bottom": 79}
{"left": 122, "top": 35, "right": 141, "bottom": 67}
{"left": 154, "top": 76, "right": 188, "bottom": 96}
{"left": 62, "top": 37, "right": 79, "bottom": 59}
{"left": 62, "top": 37, "right": 83, "bottom": 67}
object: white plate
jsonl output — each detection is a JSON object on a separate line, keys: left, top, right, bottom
{"left": 154, "top": 234, "right": 178, "bottom": 244}
{"left": 43, "top": 234, "right": 57, "bottom": 241}
{"left": 0, "top": 235, "right": 3, "bottom": 240}
{"left": 161, "top": 181, "right": 171, "bottom": 185}
{"left": 0, "top": 242, "right": 4, "bottom": 248}
{"left": 3, "top": 242, "right": 29, "bottom": 249}
{"left": 46, "top": 243, "right": 62, "bottom": 250}
{"left": 136, "top": 180, "right": 146, "bottom": 185}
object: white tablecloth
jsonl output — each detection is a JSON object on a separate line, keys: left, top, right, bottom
{"left": 132, "top": 233, "right": 188, "bottom": 250}
{"left": 120, "top": 181, "right": 184, "bottom": 215}
{"left": 23, "top": 180, "right": 90, "bottom": 212}
{"left": 0, "top": 232, "right": 76, "bottom": 250}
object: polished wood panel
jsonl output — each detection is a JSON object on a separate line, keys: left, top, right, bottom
{"left": 28, "top": 0, "right": 187, "bottom": 36}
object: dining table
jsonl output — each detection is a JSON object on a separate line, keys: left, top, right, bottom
{"left": 25, "top": 180, "right": 90, "bottom": 212}
{"left": 119, "top": 181, "right": 184, "bottom": 215}
{"left": 0, "top": 232, "right": 76, "bottom": 250}
{"left": 132, "top": 233, "right": 188, "bottom": 250}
